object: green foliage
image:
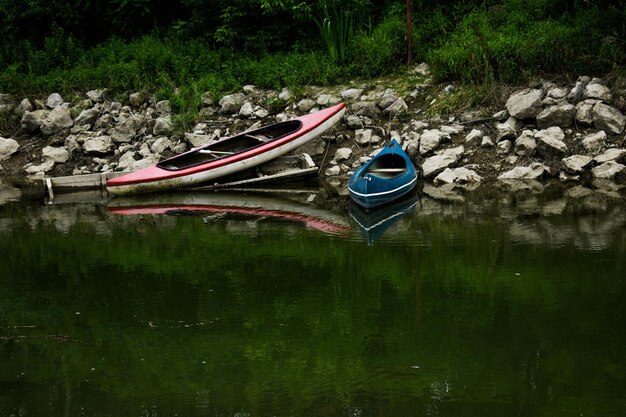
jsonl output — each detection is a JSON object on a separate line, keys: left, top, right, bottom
{"left": 347, "top": 14, "right": 406, "bottom": 78}
{"left": 428, "top": 1, "right": 626, "bottom": 84}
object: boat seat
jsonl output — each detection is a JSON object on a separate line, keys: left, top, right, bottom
{"left": 366, "top": 168, "right": 405, "bottom": 173}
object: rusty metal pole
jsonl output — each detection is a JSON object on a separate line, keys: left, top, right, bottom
{"left": 406, "top": 0, "right": 413, "bottom": 67}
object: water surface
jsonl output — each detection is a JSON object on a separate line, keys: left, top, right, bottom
{"left": 0, "top": 182, "right": 625, "bottom": 416}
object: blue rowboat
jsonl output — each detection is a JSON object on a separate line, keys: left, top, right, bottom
{"left": 348, "top": 139, "right": 418, "bottom": 209}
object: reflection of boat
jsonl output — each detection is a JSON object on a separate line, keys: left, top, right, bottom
{"left": 349, "top": 192, "right": 418, "bottom": 243}
{"left": 348, "top": 139, "right": 418, "bottom": 209}
{"left": 107, "top": 191, "right": 351, "bottom": 235}
{"left": 106, "top": 103, "right": 346, "bottom": 195}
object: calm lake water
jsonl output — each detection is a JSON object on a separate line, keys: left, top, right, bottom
{"left": 0, "top": 180, "right": 625, "bottom": 417}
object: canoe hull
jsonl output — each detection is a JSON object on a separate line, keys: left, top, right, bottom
{"left": 348, "top": 139, "right": 418, "bottom": 210}
{"left": 107, "top": 103, "right": 345, "bottom": 195}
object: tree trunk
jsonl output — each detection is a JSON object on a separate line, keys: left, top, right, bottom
{"left": 406, "top": 0, "right": 413, "bottom": 66}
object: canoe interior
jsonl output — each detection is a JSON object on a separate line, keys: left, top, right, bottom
{"left": 157, "top": 120, "right": 302, "bottom": 171}
{"left": 365, "top": 154, "right": 407, "bottom": 179}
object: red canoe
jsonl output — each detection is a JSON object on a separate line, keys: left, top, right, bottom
{"left": 106, "top": 103, "right": 346, "bottom": 195}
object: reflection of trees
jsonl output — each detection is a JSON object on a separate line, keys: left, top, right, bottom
{"left": 0, "top": 195, "right": 624, "bottom": 416}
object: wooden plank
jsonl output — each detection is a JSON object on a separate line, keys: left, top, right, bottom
{"left": 43, "top": 172, "right": 126, "bottom": 193}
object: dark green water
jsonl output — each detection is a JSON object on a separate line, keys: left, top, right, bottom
{"left": 0, "top": 183, "right": 625, "bottom": 417}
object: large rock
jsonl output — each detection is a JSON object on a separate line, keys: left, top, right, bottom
{"left": 351, "top": 101, "right": 380, "bottom": 118}
{"left": 20, "top": 110, "right": 49, "bottom": 133}
{"left": 464, "top": 129, "right": 483, "bottom": 148}
{"left": 592, "top": 103, "right": 626, "bottom": 134}
{"left": 505, "top": 89, "right": 543, "bottom": 119}
{"left": 535, "top": 127, "right": 568, "bottom": 159}
{"left": 317, "top": 94, "right": 341, "bottom": 107}
{"left": 354, "top": 129, "right": 373, "bottom": 146}
{"left": 110, "top": 113, "right": 142, "bottom": 143}
{"left": 593, "top": 148, "right": 626, "bottom": 164}
{"left": 129, "top": 92, "right": 144, "bottom": 107}
{"left": 40, "top": 106, "right": 73, "bottom": 136}
{"left": 383, "top": 98, "right": 408, "bottom": 117}
{"left": 514, "top": 130, "right": 537, "bottom": 157}
{"left": 150, "top": 137, "right": 175, "bottom": 155}
{"left": 42, "top": 146, "right": 69, "bottom": 163}
{"left": 376, "top": 89, "right": 399, "bottom": 109}
{"left": 433, "top": 167, "right": 482, "bottom": 186}
{"left": 576, "top": 99, "right": 598, "bottom": 125}
{"left": 24, "top": 160, "right": 55, "bottom": 175}
{"left": 496, "top": 117, "right": 523, "bottom": 142}
{"left": 340, "top": 88, "right": 363, "bottom": 101}
{"left": 536, "top": 103, "right": 576, "bottom": 128}
{"left": 297, "top": 98, "right": 317, "bottom": 113}
{"left": 567, "top": 76, "right": 590, "bottom": 103}
{"left": 562, "top": 155, "right": 592, "bottom": 174}
{"left": 153, "top": 116, "right": 173, "bottom": 136}
{"left": 219, "top": 93, "right": 246, "bottom": 114}
{"left": 584, "top": 83, "right": 612, "bottom": 101}
{"left": 421, "top": 146, "right": 464, "bottom": 178}
{"left": 0, "top": 137, "right": 19, "bottom": 160}
{"left": 581, "top": 130, "right": 606, "bottom": 153}
{"left": 591, "top": 161, "right": 626, "bottom": 180}
{"left": 419, "top": 129, "right": 450, "bottom": 155}
{"left": 185, "top": 133, "right": 215, "bottom": 148}
{"left": 498, "top": 163, "right": 549, "bottom": 180}
{"left": 74, "top": 107, "right": 100, "bottom": 126}
{"left": 46, "top": 93, "right": 63, "bottom": 108}
{"left": 334, "top": 148, "right": 352, "bottom": 162}
{"left": 86, "top": 89, "right": 106, "bottom": 103}
{"left": 83, "top": 136, "right": 114, "bottom": 155}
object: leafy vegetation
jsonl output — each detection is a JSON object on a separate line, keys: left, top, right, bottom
{"left": 0, "top": 0, "right": 625, "bottom": 97}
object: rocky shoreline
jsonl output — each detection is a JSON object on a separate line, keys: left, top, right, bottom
{"left": 1, "top": 65, "right": 625, "bottom": 202}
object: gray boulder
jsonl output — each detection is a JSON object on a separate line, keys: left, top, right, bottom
{"left": 567, "top": 76, "right": 590, "bottom": 103}
{"left": 514, "top": 130, "right": 537, "bottom": 157}
{"left": 129, "top": 92, "right": 144, "bottom": 107}
{"left": 74, "top": 107, "right": 100, "bottom": 126}
{"left": 354, "top": 129, "right": 373, "bottom": 146}
{"left": 83, "top": 136, "right": 114, "bottom": 155}
{"left": 317, "top": 94, "right": 341, "bottom": 107}
{"left": 591, "top": 161, "right": 626, "bottom": 180}
{"left": 351, "top": 102, "right": 380, "bottom": 119}
{"left": 593, "top": 148, "right": 626, "bottom": 164}
{"left": 184, "top": 133, "right": 215, "bottom": 148}
{"left": 383, "top": 98, "right": 408, "bottom": 117}
{"left": 584, "top": 83, "right": 612, "bottom": 101}
{"left": 42, "top": 146, "right": 69, "bottom": 163}
{"left": 497, "top": 140, "right": 512, "bottom": 155}
{"left": 340, "top": 88, "right": 363, "bottom": 101}
{"left": 433, "top": 167, "right": 482, "bottom": 186}
{"left": 86, "top": 89, "right": 106, "bottom": 103}
{"left": 535, "top": 127, "right": 568, "bottom": 159}
{"left": 536, "top": 103, "right": 576, "bottom": 128}
{"left": 581, "top": 131, "right": 606, "bottom": 153}
{"left": 498, "top": 163, "right": 549, "bottom": 180}
{"left": 110, "top": 113, "right": 143, "bottom": 143}
{"left": 592, "top": 103, "right": 625, "bottom": 134}
{"left": 575, "top": 99, "right": 598, "bottom": 125}
{"left": 376, "top": 89, "right": 398, "bottom": 109}
{"left": 334, "top": 148, "right": 352, "bottom": 162}
{"left": 156, "top": 100, "right": 172, "bottom": 115}
{"left": 496, "top": 117, "right": 523, "bottom": 142}
{"left": 419, "top": 129, "right": 450, "bottom": 155}
{"left": 153, "top": 116, "right": 173, "bottom": 136}
{"left": 505, "top": 89, "right": 543, "bottom": 119}
{"left": 0, "top": 137, "right": 19, "bottom": 160}
{"left": 562, "top": 155, "right": 592, "bottom": 174}
{"left": 41, "top": 106, "right": 73, "bottom": 136}
{"left": 46, "top": 93, "right": 63, "bottom": 108}
{"left": 219, "top": 93, "right": 246, "bottom": 114}
{"left": 421, "top": 146, "right": 464, "bottom": 178}
{"left": 297, "top": 98, "right": 317, "bottom": 113}
{"left": 150, "top": 137, "right": 175, "bottom": 154}
{"left": 346, "top": 115, "right": 363, "bottom": 130}
{"left": 21, "top": 110, "right": 49, "bottom": 133}
{"left": 464, "top": 129, "right": 483, "bottom": 148}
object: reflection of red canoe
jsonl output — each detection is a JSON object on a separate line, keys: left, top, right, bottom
{"left": 106, "top": 103, "right": 346, "bottom": 195}
{"left": 107, "top": 192, "right": 350, "bottom": 235}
